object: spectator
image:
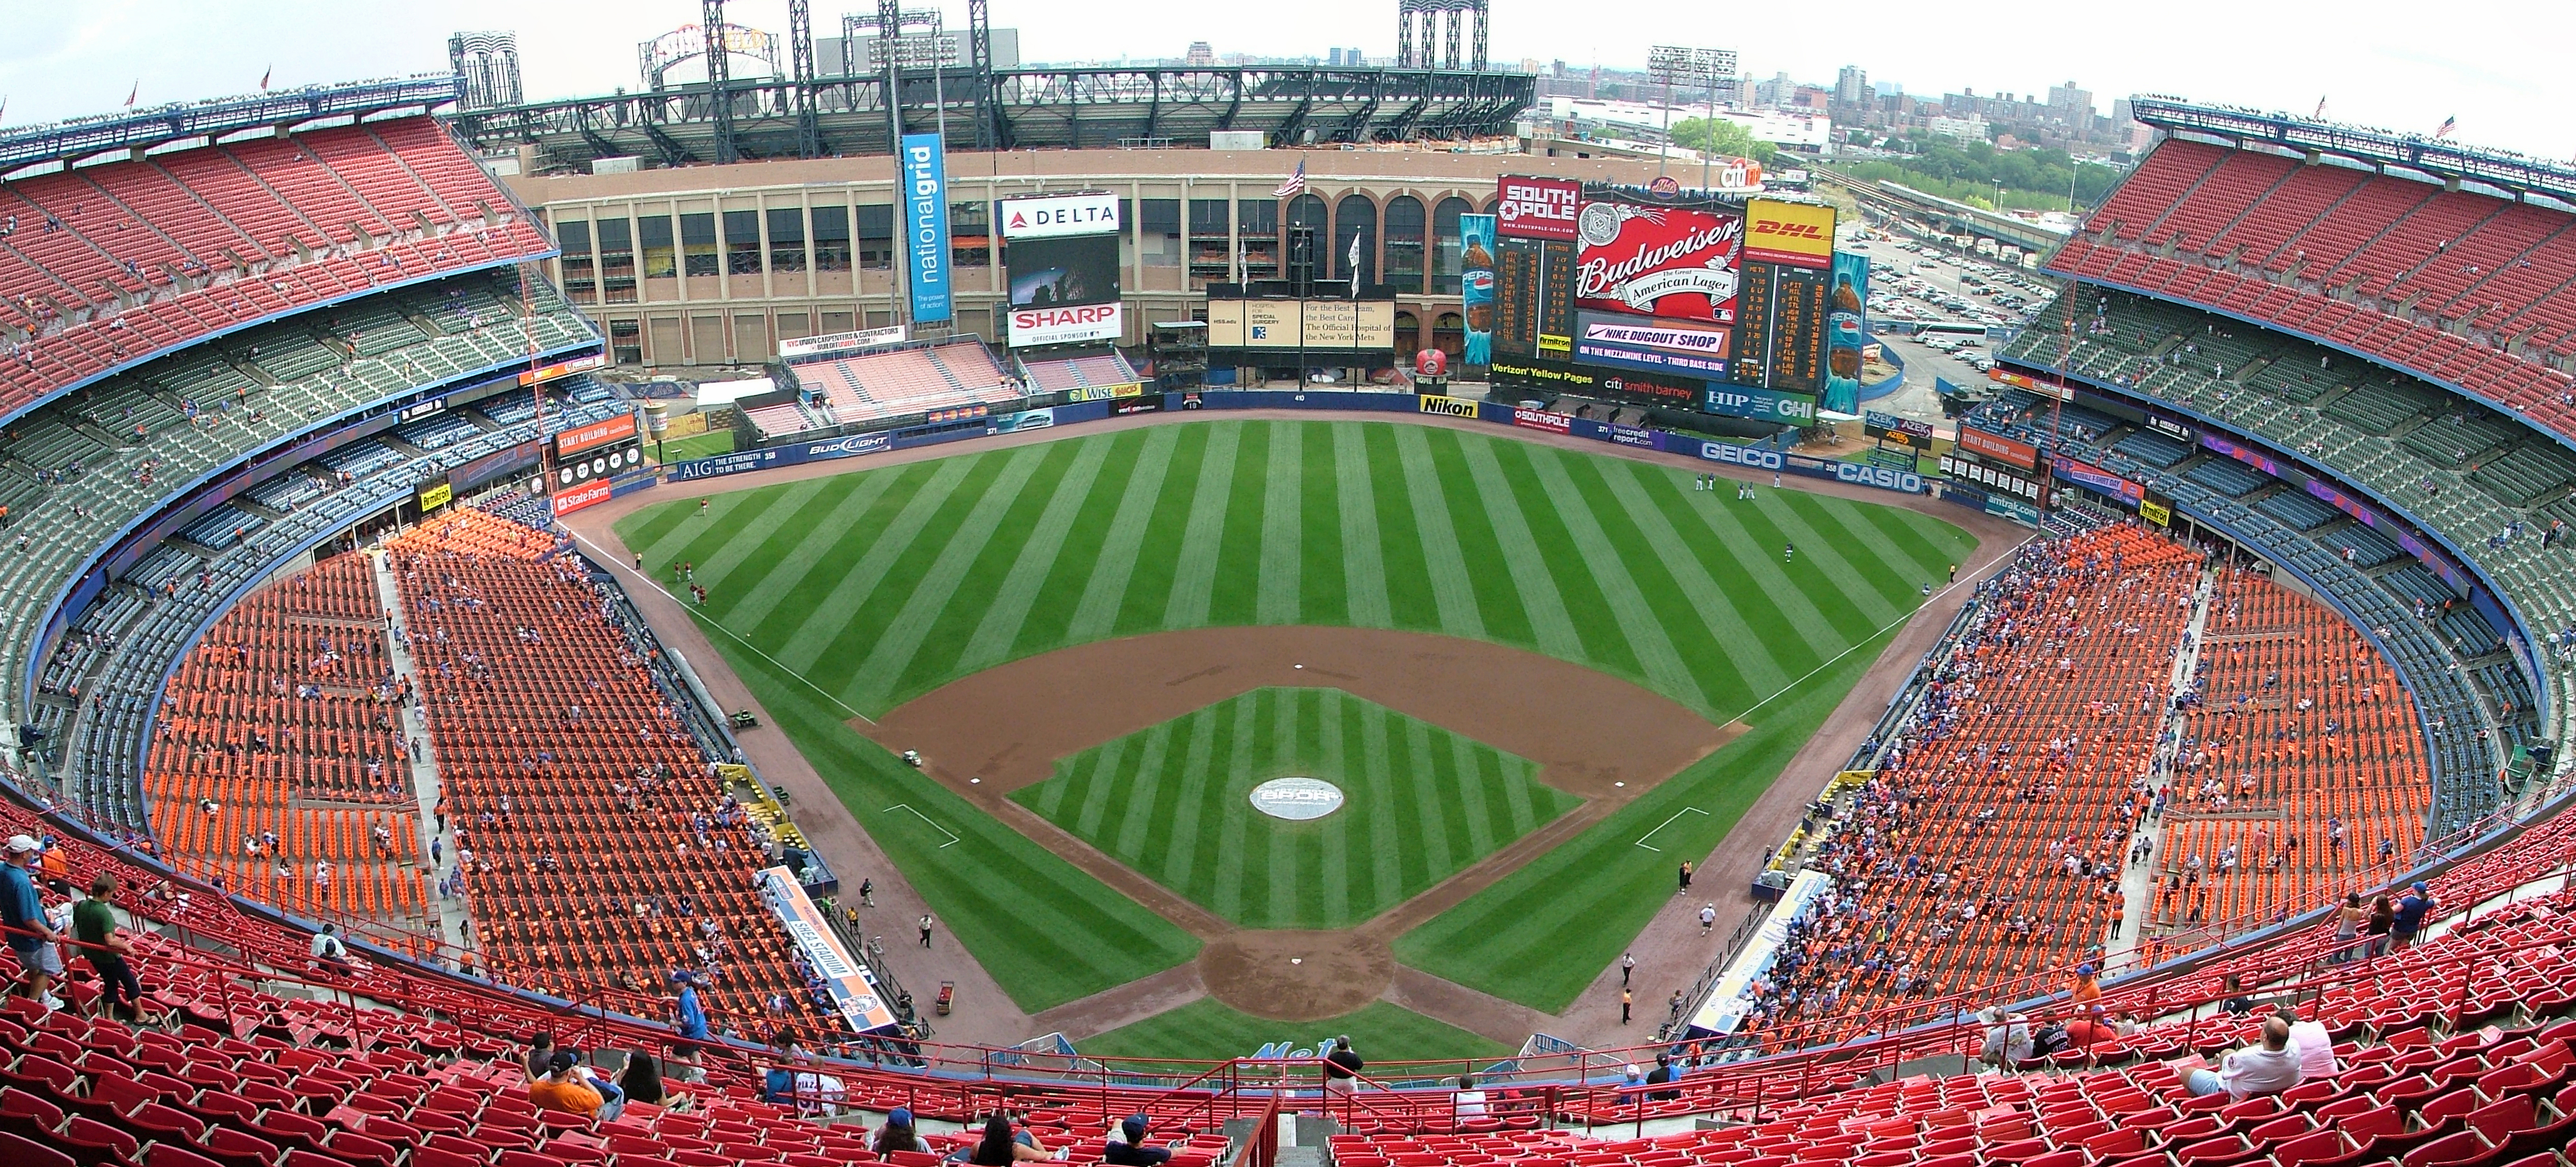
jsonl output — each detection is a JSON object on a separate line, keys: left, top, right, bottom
{"left": 523, "top": 1033, "right": 557, "bottom": 1082}
{"left": 2062, "top": 1005, "right": 2115, "bottom": 1052}
{"left": 1978, "top": 1007, "right": 2033, "bottom": 1070}
{"left": 2183, "top": 1016, "right": 2304, "bottom": 1099}
{"left": 70, "top": 875, "right": 147, "bottom": 1022}
{"left": 1643, "top": 1053, "right": 1681, "bottom": 1101}
{"left": 617, "top": 1048, "right": 667, "bottom": 1107}
{"left": 2276, "top": 1006, "right": 2338, "bottom": 1079}
{"left": 672, "top": 969, "right": 711, "bottom": 1056}
{"left": 1323, "top": 1035, "right": 1363, "bottom": 1094}
{"left": 1, "top": 835, "right": 63, "bottom": 1010}
{"left": 1104, "top": 1115, "right": 1171, "bottom": 1166}
{"left": 969, "top": 1114, "right": 1047, "bottom": 1164}
{"left": 2331, "top": 892, "right": 2367, "bottom": 964}
{"left": 1452, "top": 1075, "right": 1490, "bottom": 1122}
{"left": 874, "top": 1107, "right": 926, "bottom": 1157}
{"left": 310, "top": 923, "right": 351, "bottom": 971}
{"left": 2219, "top": 973, "right": 2253, "bottom": 1015}
{"left": 530, "top": 1049, "right": 626, "bottom": 1122}
{"left": 2069, "top": 962, "right": 2102, "bottom": 1007}
{"left": 2365, "top": 894, "right": 2396, "bottom": 956}
{"left": 2391, "top": 881, "right": 2436, "bottom": 949}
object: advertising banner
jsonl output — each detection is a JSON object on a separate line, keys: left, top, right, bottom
{"left": 1009, "top": 301, "right": 1123, "bottom": 347}
{"left": 1511, "top": 407, "right": 1572, "bottom": 434}
{"left": 552, "top": 480, "right": 612, "bottom": 517}
{"left": 1990, "top": 367, "right": 2073, "bottom": 400}
{"left": 2141, "top": 497, "right": 2173, "bottom": 527}
{"left": 1985, "top": 495, "right": 2041, "bottom": 526}
{"left": 2051, "top": 454, "right": 2146, "bottom": 504}
{"left": 1574, "top": 201, "right": 1744, "bottom": 323}
{"left": 554, "top": 413, "right": 640, "bottom": 458}
{"left": 1744, "top": 199, "right": 1836, "bottom": 268}
{"left": 2200, "top": 432, "right": 2285, "bottom": 477}
{"left": 997, "top": 192, "right": 1120, "bottom": 239}
{"left": 779, "top": 325, "right": 908, "bottom": 360}
{"left": 1419, "top": 395, "right": 1482, "bottom": 418}
{"left": 1207, "top": 300, "right": 1245, "bottom": 347}
{"left": 1461, "top": 214, "right": 1497, "bottom": 365}
{"left": 757, "top": 867, "right": 899, "bottom": 1034}
{"left": 517, "top": 352, "right": 607, "bottom": 387}
{"left": 1822, "top": 250, "right": 1869, "bottom": 414}
{"left": 1863, "top": 411, "right": 1933, "bottom": 441}
{"left": 2143, "top": 415, "right": 2194, "bottom": 444}
{"left": 1246, "top": 301, "right": 1302, "bottom": 348}
{"left": 990, "top": 407, "right": 1056, "bottom": 434}
{"left": 1956, "top": 424, "right": 2039, "bottom": 469}
{"left": 900, "top": 132, "right": 953, "bottom": 324}
{"left": 1497, "top": 176, "right": 1582, "bottom": 241}
{"left": 1695, "top": 439, "right": 1785, "bottom": 472}
{"left": 1066, "top": 382, "right": 1145, "bottom": 402}
{"left": 1572, "top": 310, "right": 1732, "bottom": 378}
{"left": 1938, "top": 453, "right": 2046, "bottom": 502}
{"left": 416, "top": 479, "right": 454, "bottom": 513}
{"left": 1704, "top": 384, "right": 1818, "bottom": 424}
{"left": 1488, "top": 354, "right": 1706, "bottom": 407}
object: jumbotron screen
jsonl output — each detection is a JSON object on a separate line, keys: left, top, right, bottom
{"left": 1486, "top": 177, "right": 1842, "bottom": 419}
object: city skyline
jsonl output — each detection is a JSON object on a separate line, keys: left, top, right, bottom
{"left": 0, "top": 0, "right": 2564, "bottom": 163}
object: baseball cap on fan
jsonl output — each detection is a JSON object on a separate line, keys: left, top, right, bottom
{"left": 2, "top": 835, "right": 36, "bottom": 855}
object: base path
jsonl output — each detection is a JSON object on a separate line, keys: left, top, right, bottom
{"left": 563, "top": 405, "right": 2028, "bottom": 1049}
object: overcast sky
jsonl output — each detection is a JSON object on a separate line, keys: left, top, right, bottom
{"left": 2, "top": 1, "right": 2565, "bottom": 161}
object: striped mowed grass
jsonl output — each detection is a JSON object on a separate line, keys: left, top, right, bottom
{"left": 617, "top": 419, "right": 1974, "bottom": 1014}
{"left": 1014, "top": 687, "right": 1577, "bottom": 930}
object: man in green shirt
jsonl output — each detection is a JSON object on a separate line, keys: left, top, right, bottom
{"left": 71, "top": 876, "right": 146, "bottom": 1022}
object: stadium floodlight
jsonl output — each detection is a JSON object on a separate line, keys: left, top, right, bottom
{"left": 1647, "top": 46, "right": 1738, "bottom": 189}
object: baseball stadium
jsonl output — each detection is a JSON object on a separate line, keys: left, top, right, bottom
{"left": 3, "top": 6, "right": 2576, "bottom": 1167}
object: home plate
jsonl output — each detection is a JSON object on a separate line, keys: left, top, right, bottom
{"left": 1291, "top": 958, "right": 1303, "bottom": 965}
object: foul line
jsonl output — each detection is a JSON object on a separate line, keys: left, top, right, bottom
{"left": 883, "top": 803, "right": 962, "bottom": 848}
{"left": 1718, "top": 529, "right": 2041, "bottom": 727}
{"left": 1633, "top": 806, "right": 1710, "bottom": 852}
{"left": 566, "top": 528, "right": 879, "bottom": 727}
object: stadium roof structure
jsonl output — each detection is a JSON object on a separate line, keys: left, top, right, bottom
{"left": 2131, "top": 97, "right": 2576, "bottom": 213}
{"left": 445, "top": 66, "right": 1535, "bottom": 171}
{"left": 0, "top": 75, "right": 463, "bottom": 177}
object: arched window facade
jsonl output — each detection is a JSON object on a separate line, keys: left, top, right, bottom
{"left": 1332, "top": 194, "right": 1376, "bottom": 284}
{"left": 1382, "top": 195, "right": 1426, "bottom": 294}
{"left": 1432, "top": 197, "right": 1474, "bottom": 295}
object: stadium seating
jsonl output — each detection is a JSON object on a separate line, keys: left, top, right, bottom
{"left": 0, "top": 116, "right": 552, "bottom": 411}
{"left": 2044, "top": 138, "right": 2576, "bottom": 444}
{"left": 386, "top": 510, "right": 824, "bottom": 1029}
{"left": 770, "top": 340, "right": 1025, "bottom": 435}
{"left": 142, "top": 555, "right": 431, "bottom": 931}
{"left": 1018, "top": 349, "right": 1142, "bottom": 395}
{"left": 2001, "top": 288, "right": 2568, "bottom": 778}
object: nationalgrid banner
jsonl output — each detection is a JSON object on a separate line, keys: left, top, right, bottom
{"left": 900, "top": 133, "right": 953, "bottom": 324}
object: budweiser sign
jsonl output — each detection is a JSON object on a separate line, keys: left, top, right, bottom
{"left": 1573, "top": 202, "right": 1743, "bottom": 323}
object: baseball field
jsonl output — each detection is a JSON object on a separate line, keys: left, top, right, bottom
{"left": 613, "top": 417, "right": 1973, "bottom": 1052}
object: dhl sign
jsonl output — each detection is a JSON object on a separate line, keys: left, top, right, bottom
{"left": 1744, "top": 198, "right": 1836, "bottom": 268}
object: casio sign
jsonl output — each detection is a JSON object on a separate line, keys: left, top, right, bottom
{"left": 1835, "top": 462, "right": 1923, "bottom": 493}
{"left": 1699, "top": 441, "right": 1784, "bottom": 471}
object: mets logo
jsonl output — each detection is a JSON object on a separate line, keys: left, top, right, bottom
{"left": 1752, "top": 219, "right": 1825, "bottom": 239}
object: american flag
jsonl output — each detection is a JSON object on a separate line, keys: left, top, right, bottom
{"left": 1273, "top": 158, "right": 1307, "bottom": 198}
{"left": 2434, "top": 116, "right": 2457, "bottom": 139}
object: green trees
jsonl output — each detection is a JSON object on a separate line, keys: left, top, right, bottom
{"left": 1671, "top": 117, "right": 1779, "bottom": 166}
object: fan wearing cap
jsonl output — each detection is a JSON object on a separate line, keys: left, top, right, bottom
{"left": 874, "top": 1106, "right": 927, "bottom": 1157}
{"left": 1104, "top": 1114, "right": 1171, "bottom": 1166}
{"left": 2068, "top": 962, "right": 2103, "bottom": 1008}
{"left": 2390, "top": 881, "right": 2438, "bottom": 949}
{"left": 0, "top": 835, "right": 63, "bottom": 1011}
{"left": 530, "top": 1048, "right": 627, "bottom": 1123}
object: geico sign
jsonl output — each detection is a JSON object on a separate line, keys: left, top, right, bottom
{"left": 1751, "top": 218, "right": 1826, "bottom": 242}
{"left": 1835, "top": 462, "right": 1923, "bottom": 493}
{"left": 1699, "top": 441, "right": 1783, "bottom": 471}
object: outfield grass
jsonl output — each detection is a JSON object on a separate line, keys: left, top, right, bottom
{"left": 617, "top": 420, "right": 1974, "bottom": 1018}
{"left": 1014, "top": 687, "right": 1574, "bottom": 929}
{"left": 1077, "top": 998, "right": 1511, "bottom": 1071}
{"left": 655, "top": 430, "right": 737, "bottom": 462}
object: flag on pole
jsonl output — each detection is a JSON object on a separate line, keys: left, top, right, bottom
{"left": 261, "top": 66, "right": 273, "bottom": 92}
{"left": 1348, "top": 227, "right": 1364, "bottom": 298}
{"left": 1272, "top": 158, "right": 1306, "bottom": 198}
{"left": 125, "top": 81, "right": 139, "bottom": 107}
{"left": 2434, "top": 116, "right": 2456, "bottom": 139}
{"left": 2312, "top": 96, "right": 2327, "bottom": 119}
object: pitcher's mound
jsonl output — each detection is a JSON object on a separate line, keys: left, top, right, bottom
{"left": 1198, "top": 930, "right": 1395, "bottom": 1020}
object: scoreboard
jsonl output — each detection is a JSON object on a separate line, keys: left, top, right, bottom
{"left": 1488, "top": 180, "right": 1837, "bottom": 418}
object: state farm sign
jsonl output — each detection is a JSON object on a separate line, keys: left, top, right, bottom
{"left": 1497, "top": 176, "right": 1580, "bottom": 240}
{"left": 1009, "top": 301, "right": 1123, "bottom": 347}
{"left": 1574, "top": 202, "right": 1744, "bottom": 324}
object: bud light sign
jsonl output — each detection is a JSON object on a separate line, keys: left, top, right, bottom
{"left": 901, "top": 133, "right": 952, "bottom": 324}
